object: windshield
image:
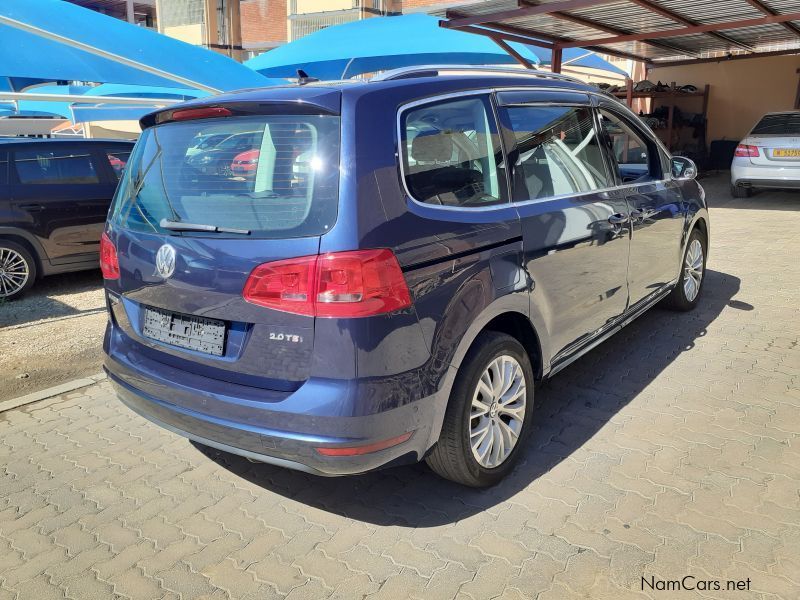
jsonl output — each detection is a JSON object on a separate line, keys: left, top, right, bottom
{"left": 751, "top": 113, "right": 800, "bottom": 135}
{"left": 110, "top": 114, "right": 340, "bottom": 238}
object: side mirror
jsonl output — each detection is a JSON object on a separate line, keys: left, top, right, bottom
{"left": 671, "top": 156, "right": 697, "bottom": 181}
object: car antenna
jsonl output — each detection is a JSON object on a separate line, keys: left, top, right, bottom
{"left": 296, "top": 69, "right": 319, "bottom": 85}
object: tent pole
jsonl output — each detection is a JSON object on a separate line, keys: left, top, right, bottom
{"left": 0, "top": 14, "right": 222, "bottom": 94}
{"left": 0, "top": 92, "right": 179, "bottom": 106}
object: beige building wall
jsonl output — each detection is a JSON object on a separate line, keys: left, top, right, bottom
{"left": 650, "top": 55, "right": 800, "bottom": 143}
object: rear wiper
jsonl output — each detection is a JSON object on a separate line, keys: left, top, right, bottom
{"left": 159, "top": 219, "right": 251, "bottom": 235}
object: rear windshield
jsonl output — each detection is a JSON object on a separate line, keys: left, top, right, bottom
{"left": 109, "top": 114, "right": 340, "bottom": 238}
{"left": 751, "top": 113, "right": 800, "bottom": 135}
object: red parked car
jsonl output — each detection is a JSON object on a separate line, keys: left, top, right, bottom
{"left": 231, "top": 149, "right": 259, "bottom": 177}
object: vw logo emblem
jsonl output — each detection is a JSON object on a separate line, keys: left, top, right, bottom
{"left": 155, "top": 244, "right": 176, "bottom": 279}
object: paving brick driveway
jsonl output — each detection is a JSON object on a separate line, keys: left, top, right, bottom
{"left": 1, "top": 176, "right": 798, "bottom": 600}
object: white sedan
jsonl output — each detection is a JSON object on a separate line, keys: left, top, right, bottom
{"left": 731, "top": 111, "right": 800, "bottom": 197}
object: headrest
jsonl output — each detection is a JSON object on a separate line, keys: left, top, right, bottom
{"left": 411, "top": 130, "right": 453, "bottom": 163}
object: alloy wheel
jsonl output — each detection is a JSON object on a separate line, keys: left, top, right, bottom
{"left": 469, "top": 355, "right": 527, "bottom": 468}
{"left": 683, "top": 239, "right": 704, "bottom": 302}
{"left": 0, "top": 247, "right": 30, "bottom": 299}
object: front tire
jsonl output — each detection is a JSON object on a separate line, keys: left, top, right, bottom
{"left": 664, "top": 228, "right": 706, "bottom": 311}
{"left": 426, "top": 332, "right": 534, "bottom": 487}
{"left": 0, "top": 241, "right": 36, "bottom": 301}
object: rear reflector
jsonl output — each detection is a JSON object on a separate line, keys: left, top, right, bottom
{"left": 100, "top": 232, "right": 120, "bottom": 280}
{"left": 171, "top": 106, "right": 232, "bottom": 121}
{"left": 243, "top": 249, "right": 412, "bottom": 318}
{"left": 735, "top": 144, "right": 760, "bottom": 158}
{"left": 315, "top": 432, "right": 413, "bottom": 456}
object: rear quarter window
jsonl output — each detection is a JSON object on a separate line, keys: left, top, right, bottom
{"left": 13, "top": 147, "right": 100, "bottom": 185}
{"left": 109, "top": 114, "right": 340, "bottom": 238}
{"left": 400, "top": 95, "right": 508, "bottom": 208}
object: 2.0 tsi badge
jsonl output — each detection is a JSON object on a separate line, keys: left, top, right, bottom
{"left": 155, "top": 244, "right": 176, "bottom": 279}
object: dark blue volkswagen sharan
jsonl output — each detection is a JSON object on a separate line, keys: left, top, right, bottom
{"left": 102, "top": 67, "right": 709, "bottom": 487}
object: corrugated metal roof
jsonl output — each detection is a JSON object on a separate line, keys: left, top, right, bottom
{"left": 441, "top": 0, "right": 800, "bottom": 64}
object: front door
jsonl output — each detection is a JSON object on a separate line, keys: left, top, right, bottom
{"left": 597, "top": 106, "right": 686, "bottom": 307}
{"left": 497, "top": 95, "right": 631, "bottom": 363}
{"left": 9, "top": 144, "right": 117, "bottom": 263}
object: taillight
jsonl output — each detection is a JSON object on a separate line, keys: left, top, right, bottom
{"left": 100, "top": 232, "right": 120, "bottom": 280}
{"left": 735, "top": 144, "right": 760, "bottom": 158}
{"left": 170, "top": 106, "right": 232, "bottom": 121}
{"left": 243, "top": 249, "right": 412, "bottom": 318}
{"left": 242, "top": 255, "right": 317, "bottom": 316}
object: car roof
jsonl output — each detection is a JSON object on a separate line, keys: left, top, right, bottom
{"left": 0, "top": 137, "right": 134, "bottom": 145}
{"left": 140, "top": 71, "right": 600, "bottom": 129}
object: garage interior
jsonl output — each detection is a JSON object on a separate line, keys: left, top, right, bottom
{"left": 441, "top": 0, "right": 800, "bottom": 168}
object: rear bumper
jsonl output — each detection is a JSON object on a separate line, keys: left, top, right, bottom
{"left": 104, "top": 338, "right": 446, "bottom": 477}
{"left": 731, "top": 160, "right": 800, "bottom": 189}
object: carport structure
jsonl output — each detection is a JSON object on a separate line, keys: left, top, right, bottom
{"left": 440, "top": 0, "right": 800, "bottom": 73}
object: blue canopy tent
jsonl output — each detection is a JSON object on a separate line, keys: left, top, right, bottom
{"left": 246, "top": 13, "right": 540, "bottom": 79}
{"left": 246, "top": 13, "right": 627, "bottom": 80}
{"left": 533, "top": 47, "right": 627, "bottom": 76}
{"left": 0, "top": 0, "right": 278, "bottom": 94}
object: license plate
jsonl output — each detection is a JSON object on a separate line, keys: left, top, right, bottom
{"left": 773, "top": 148, "right": 800, "bottom": 158}
{"left": 142, "top": 306, "right": 226, "bottom": 356}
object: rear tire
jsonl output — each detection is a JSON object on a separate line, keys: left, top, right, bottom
{"left": 664, "top": 228, "right": 706, "bottom": 312}
{"left": 731, "top": 183, "right": 752, "bottom": 198}
{"left": 426, "top": 332, "right": 534, "bottom": 487}
{"left": 0, "top": 240, "right": 36, "bottom": 301}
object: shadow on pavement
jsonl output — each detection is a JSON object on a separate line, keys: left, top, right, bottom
{"left": 0, "top": 270, "right": 104, "bottom": 328}
{"left": 196, "top": 269, "right": 741, "bottom": 527}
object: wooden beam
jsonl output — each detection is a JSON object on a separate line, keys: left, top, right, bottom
{"left": 451, "top": 23, "right": 555, "bottom": 48}
{"left": 490, "top": 37, "right": 536, "bottom": 69}
{"left": 442, "top": 0, "right": 617, "bottom": 29}
{"left": 651, "top": 47, "right": 800, "bottom": 68}
{"left": 551, "top": 46, "right": 563, "bottom": 73}
{"left": 741, "top": 0, "right": 800, "bottom": 39}
{"left": 627, "top": 0, "right": 755, "bottom": 52}
{"left": 556, "top": 11, "right": 800, "bottom": 48}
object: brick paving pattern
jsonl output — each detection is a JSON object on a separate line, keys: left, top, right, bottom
{"left": 1, "top": 177, "right": 799, "bottom": 599}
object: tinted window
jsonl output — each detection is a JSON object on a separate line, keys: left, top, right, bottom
{"left": 504, "top": 105, "right": 609, "bottom": 201}
{"left": 109, "top": 114, "right": 340, "bottom": 238}
{"left": 752, "top": 113, "right": 800, "bottom": 135}
{"left": 599, "top": 110, "right": 660, "bottom": 183}
{"left": 0, "top": 151, "right": 8, "bottom": 186}
{"left": 401, "top": 96, "right": 507, "bottom": 207}
{"left": 14, "top": 147, "right": 100, "bottom": 185}
{"left": 106, "top": 149, "right": 132, "bottom": 181}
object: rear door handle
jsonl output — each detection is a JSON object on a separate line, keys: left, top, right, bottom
{"left": 608, "top": 213, "right": 630, "bottom": 225}
{"left": 17, "top": 203, "right": 46, "bottom": 211}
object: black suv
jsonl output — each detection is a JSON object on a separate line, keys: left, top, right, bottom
{"left": 0, "top": 138, "right": 134, "bottom": 299}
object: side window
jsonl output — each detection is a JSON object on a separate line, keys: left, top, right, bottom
{"left": 13, "top": 147, "right": 100, "bottom": 185}
{"left": 401, "top": 96, "right": 507, "bottom": 207}
{"left": 502, "top": 105, "right": 610, "bottom": 201}
{"left": 598, "top": 109, "right": 661, "bottom": 183}
{"left": 0, "top": 151, "right": 8, "bottom": 186}
{"left": 105, "top": 149, "right": 132, "bottom": 181}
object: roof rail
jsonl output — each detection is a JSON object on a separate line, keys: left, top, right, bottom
{"left": 371, "top": 65, "right": 584, "bottom": 85}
